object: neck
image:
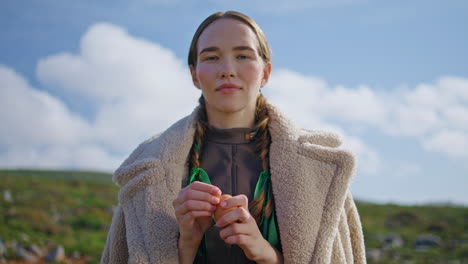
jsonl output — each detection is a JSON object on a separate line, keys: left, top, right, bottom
{"left": 205, "top": 106, "right": 256, "bottom": 129}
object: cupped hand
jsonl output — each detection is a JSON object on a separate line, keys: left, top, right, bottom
{"left": 216, "top": 195, "right": 280, "bottom": 263}
{"left": 172, "top": 181, "right": 221, "bottom": 246}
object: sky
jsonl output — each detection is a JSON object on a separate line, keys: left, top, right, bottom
{"left": 1, "top": 0, "right": 467, "bottom": 205}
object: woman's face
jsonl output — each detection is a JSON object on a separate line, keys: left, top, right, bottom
{"left": 190, "top": 18, "right": 271, "bottom": 117}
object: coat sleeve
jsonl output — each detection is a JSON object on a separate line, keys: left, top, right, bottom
{"left": 331, "top": 192, "right": 366, "bottom": 264}
{"left": 101, "top": 205, "right": 129, "bottom": 264}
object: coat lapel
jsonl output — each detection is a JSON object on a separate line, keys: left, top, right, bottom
{"left": 267, "top": 103, "right": 356, "bottom": 264}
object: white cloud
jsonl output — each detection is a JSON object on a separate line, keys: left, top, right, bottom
{"left": 404, "top": 83, "right": 446, "bottom": 109}
{"left": 0, "top": 65, "right": 123, "bottom": 171}
{"left": 266, "top": 68, "right": 468, "bottom": 160}
{"left": 438, "top": 76, "right": 468, "bottom": 104}
{"left": 37, "top": 23, "right": 200, "bottom": 153}
{"left": 0, "top": 145, "right": 122, "bottom": 171}
{"left": 444, "top": 105, "right": 468, "bottom": 131}
{"left": 1, "top": 23, "right": 201, "bottom": 170}
{"left": 0, "top": 65, "right": 91, "bottom": 147}
{"left": 316, "top": 85, "right": 386, "bottom": 125}
{"left": 423, "top": 130, "right": 468, "bottom": 158}
{"left": 385, "top": 104, "right": 441, "bottom": 137}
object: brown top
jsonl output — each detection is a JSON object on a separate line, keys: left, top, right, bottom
{"left": 195, "top": 126, "right": 262, "bottom": 264}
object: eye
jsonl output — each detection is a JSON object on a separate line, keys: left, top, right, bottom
{"left": 204, "top": 56, "right": 218, "bottom": 61}
{"left": 237, "top": 54, "right": 250, "bottom": 59}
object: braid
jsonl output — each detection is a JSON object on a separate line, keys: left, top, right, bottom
{"left": 189, "top": 96, "right": 209, "bottom": 169}
{"left": 248, "top": 93, "right": 274, "bottom": 224}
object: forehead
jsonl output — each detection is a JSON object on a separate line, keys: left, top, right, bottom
{"left": 197, "top": 18, "right": 259, "bottom": 52}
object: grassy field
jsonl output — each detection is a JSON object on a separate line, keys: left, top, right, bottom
{"left": 1, "top": 169, "right": 467, "bottom": 263}
{"left": 0, "top": 170, "right": 117, "bottom": 263}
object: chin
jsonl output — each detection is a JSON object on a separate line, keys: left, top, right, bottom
{"left": 212, "top": 101, "right": 247, "bottom": 114}
{"left": 218, "top": 104, "right": 245, "bottom": 113}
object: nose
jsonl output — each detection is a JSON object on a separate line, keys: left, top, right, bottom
{"left": 218, "top": 59, "right": 235, "bottom": 78}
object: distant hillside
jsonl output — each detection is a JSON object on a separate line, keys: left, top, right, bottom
{"left": 1, "top": 169, "right": 467, "bottom": 263}
{"left": 1, "top": 169, "right": 113, "bottom": 183}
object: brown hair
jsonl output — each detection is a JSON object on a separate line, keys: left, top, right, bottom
{"left": 188, "top": 11, "right": 274, "bottom": 224}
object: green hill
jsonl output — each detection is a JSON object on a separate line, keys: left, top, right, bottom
{"left": 1, "top": 169, "right": 467, "bottom": 263}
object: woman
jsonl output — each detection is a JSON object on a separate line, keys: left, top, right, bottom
{"left": 101, "top": 11, "right": 366, "bottom": 264}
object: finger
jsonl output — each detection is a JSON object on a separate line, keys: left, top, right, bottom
{"left": 176, "top": 200, "right": 217, "bottom": 216}
{"left": 219, "top": 223, "right": 249, "bottom": 240}
{"left": 182, "top": 189, "right": 220, "bottom": 205}
{"left": 172, "top": 181, "right": 221, "bottom": 208}
{"left": 189, "top": 181, "right": 222, "bottom": 196}
{"left": 224, "top": 234, "right": 250, "bottom": 245}
{"left": 180, "top": 210, "right": 213, "bottom": 223}
{"left": 216, "top": 207, "right": 251, "bottom": 227}
{"left": 220, "top": 194, "right": 248, "bottom": 210}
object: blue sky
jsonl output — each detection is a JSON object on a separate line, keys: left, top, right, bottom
{"left": 1, "top": 0, "right": 467, "bottom": 205}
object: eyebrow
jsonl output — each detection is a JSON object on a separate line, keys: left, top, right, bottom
{"left": 199, "top": 46, "right": 256, "bottom": 55}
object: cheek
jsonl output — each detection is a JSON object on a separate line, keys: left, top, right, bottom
{"left": 195, "top": 65, "right": 215, "bottom": 87}
{"left": 241, "top": 63, "right": 264, "bottom": 83}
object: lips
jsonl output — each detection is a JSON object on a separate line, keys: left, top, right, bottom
{"left": 216, "top": 83, "right": 242, "bottom": 92}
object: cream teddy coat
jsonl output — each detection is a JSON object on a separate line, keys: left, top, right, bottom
{"left": 101, "top": 102, "right": 366, "bottom": 264}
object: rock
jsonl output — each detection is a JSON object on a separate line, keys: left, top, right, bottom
{"left": 27, "top": 244, "right": 44, "bottom": 257}
{"left": 20, "top": 233, "right": 30, "bottom": 242}
{"left": 0, "top": 239, "right": 5, "bottom": 256}
{"left": 16, "top": 246, "right": 38, "bottom": 262}
{"left": 380, "top": 234, "right": 404, "bottom": 249}
{"left": 2, "top": 190, "right": 12, "bottom": 203}
{"left": 51, "top": 211, "right": 63, "bottom": 223}
{"left": 45, "top": 245, "right": 65, "bottom": 262}
{"left": 366, "top": 248, "right": 383, "bottom": 261}
{"left": 426, "top": 223, "right": 446, "bottom": 233}
{"left": 415, "top": 234, "right": 441, "bottom": 251}
{"left": 71, "top": 250, "right": 81, "bottom": 259}
{"left": 7, "top": 240, "right": 18, "bottom": 250}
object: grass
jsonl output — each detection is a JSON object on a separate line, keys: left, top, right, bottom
{"left": 0, "top": 169, "right": 117, "bottom": 263}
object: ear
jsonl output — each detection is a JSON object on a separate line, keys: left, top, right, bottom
{"left": 260, "top": 62, "right": 272, "bottom": 88}
{"left": 190, "top": 64, "right": 201, "bottom": 89}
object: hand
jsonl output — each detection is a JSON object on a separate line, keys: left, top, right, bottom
{"left": 172, "top": 181, "right": 221, "bottom": 246}
{"left": 216, "top": 195, "right": 283, "bottom": 263}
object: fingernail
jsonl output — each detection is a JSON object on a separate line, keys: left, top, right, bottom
{"left": 221, "top": 201, "right": 227, "bottom": 207}
{"left": 212, "top": 197, "right": 220, "bottom": 204}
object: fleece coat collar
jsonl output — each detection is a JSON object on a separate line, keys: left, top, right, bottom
{"left": 112, "top": 102, "right": 356, "bottom": 263}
